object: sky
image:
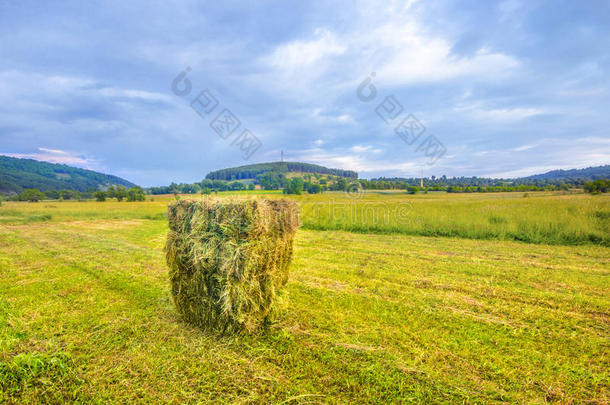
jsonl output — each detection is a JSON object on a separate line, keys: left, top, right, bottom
{"left": 0, "top": 0, "right": 609, "bottom": 186}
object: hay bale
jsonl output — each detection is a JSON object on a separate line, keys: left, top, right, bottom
{"left": 165, "top": 198, "right": 299, "bottom": 333}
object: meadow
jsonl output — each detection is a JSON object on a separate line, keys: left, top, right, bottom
{"left": 0, "top": 191, "right": 608, "bottom": 403}
{"left": 296, "top": 191, "right": 610, "bottom": 246}
{"left": 4, "top": 191, "right": 608, "bottom": 245}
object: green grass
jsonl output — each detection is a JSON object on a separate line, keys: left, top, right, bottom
{"left": 3, "top": 191, "right": 608, "bottom": 246}
{"left": 0, "top": 352, "right": 84, "bottom": 402}
{"left": 0, "top": 193, "right": 608, "bottom": 403}
{"left": 294, "top": 191, "right": 610, "bottom": 246}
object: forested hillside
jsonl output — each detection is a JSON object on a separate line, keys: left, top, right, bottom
{"left": 521, "top": 165, "right": 610, "bottom": 181}
{"left": 205, "top": 161, "right": 358, "bottom": 180}
{"left": 0, "top": 155, "right": 136, "bottom": 194}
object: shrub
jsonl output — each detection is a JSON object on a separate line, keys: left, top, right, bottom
{"left": 165, "top": 199, "right": 299, "bottom": 333}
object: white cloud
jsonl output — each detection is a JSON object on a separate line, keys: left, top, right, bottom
{"left": 0, "top": 70, "right": 93, "bottom": 98}
{"left": 351, "top": 145, "right": 372, "bottom": 152}
{"left": 311, "top": 108, "right": 354, "bottom": 124}
{"left": 265, "top": 28, "right": 346, "bottom": 71}
{"left": 370, "top": 26, "right": 519, "bottom": 85}
{"left": 38, "top": 147, "right": 68, "bottom": 155}
{"left": 454, "top": 102, "right": 544, "bottom": 122}
{"left": 477, "top": 137, "right": 610, "bottom": 177}
{"left": 336, "top": 114, "right": 351, "bottom": 122}
{"left": 96, "top": 87, "right": 172, "bottom": 103}
{"left": 294, "top": 147, "right": 421, "bottom": 174}
{"left": 2, "top": 0, "right": 608, "bottom": 184}
{"left": 260, "top": 2, "right": 519, "bottom": 94}
{"left": 3, "top": 147, "right": 95, "bottom": 167}
{"left": 513, "top": 144, "right": 536, "bottom": 152}
{"left": 476, "top": 107, "right": 542, "bottom": 121}
{"left": 359, "top": 2, "right": 513, "bottom": 82}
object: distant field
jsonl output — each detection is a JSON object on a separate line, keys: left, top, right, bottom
{"left": 3, "top": 191, "right": 608, "bottom": 246}
{"left": 296, "top": 191, "right": 610, "bottom": 246}
{"left": 0, "top": 192, "right": 608, "bottom": 403}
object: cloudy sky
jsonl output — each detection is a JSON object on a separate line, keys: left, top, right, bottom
{"left": 1, "top": 0, "right": 609, "bottom": 186}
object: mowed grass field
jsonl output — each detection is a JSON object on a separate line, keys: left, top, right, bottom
{"left": 0, "top": 192, "right": 609, "bottom": 403}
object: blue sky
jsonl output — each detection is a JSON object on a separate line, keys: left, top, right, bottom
{"left": 0, "top": 0, "right": 608, "bottom": 186}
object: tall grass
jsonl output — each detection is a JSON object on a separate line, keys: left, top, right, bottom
{"left": 294, "top": 192, "right": 610, "bottom": 246}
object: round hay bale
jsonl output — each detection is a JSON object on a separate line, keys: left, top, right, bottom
{"left": 165, "top": 198, "right": 299, "bottom": 333}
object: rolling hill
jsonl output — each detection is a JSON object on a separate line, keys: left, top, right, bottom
{"left": 0, "top": 155, "right": 136, "bottom": 195}
{"left": 520, "top": 165, "right": 610, "bottom": 181}
{"left": 205, "top": 161, "right": 358, "bottom": 181}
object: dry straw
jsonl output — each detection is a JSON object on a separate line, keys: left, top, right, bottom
{"left": 165, "top": 198, "right": 299, "bottom": 333}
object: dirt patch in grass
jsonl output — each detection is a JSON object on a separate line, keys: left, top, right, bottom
{"left": 66, "top": 220, "right": 143, "bottom": 230}
{"left": 336, "top": 342, "right": 380, "bottom": 352}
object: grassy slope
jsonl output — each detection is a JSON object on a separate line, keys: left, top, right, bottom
{"left": 0, "top": 196, "right": 608, "bottom": 403}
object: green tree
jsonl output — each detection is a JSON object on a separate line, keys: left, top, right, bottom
{"left": 283, "top": 178, "right": 304, "bottom": 195}
{"left": 584, "top": 179, "right": 609, "bottom": 194}
{"left": 127, "top": 187, "right": 145, "bottom": 201}
{"left": 93, "top": 191, "right": 107, "bottom": 201}
{"left": 59, "top": 189, "right": 77, "bottom": 200}
{"left": 114, "top": 186, "right": 127, "bottom": 201}
{"left": 229, "top": 181, "right": 246, "bottom": 191}
{"left": 406, "top": 186, "right": 419, "bottom": 194}
{"left": 305, "top": 182, "right": 322, "bottom": 194}
{"left": 336, "top": 177, "right": 348, "bottom": 191}
{"left": 19, "top": 188, "right": 46, "bottom": 202}
{"left": 181, "top": 183, "right": 200, "bottom": 194}
{"left": 44, "top": 190, "right": 60, "bottom": 199}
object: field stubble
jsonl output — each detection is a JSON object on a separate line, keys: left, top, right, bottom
{"left": 0, "top": 191, "right": 608, "bottom": 403}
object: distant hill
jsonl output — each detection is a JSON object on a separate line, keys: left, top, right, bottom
{"left": 520, "top": 165, "right": 610, "bottom": 181}
{"left": 205, "top": 161, "right": 358, "bottom": 181}
{"left": 0, "top": 155, "right": 136, "bottom": 195}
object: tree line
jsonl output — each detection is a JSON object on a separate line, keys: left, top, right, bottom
{"left": 584, "top": 179, "right": 610, "bottom": 194}
{"left": 146, "top": 174, "right": 608, "bottom": 196}
{"left": 10, "top": 177, "right": 609, "bottom": 201}
{"left": 92, "top": 186, "right": 146, "bottom": 201}
{"left": 205, "top": 161, "right": 358, "bottom": 181}
{"left": 12, "top": 186, "right": 146, "bottom": 202}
